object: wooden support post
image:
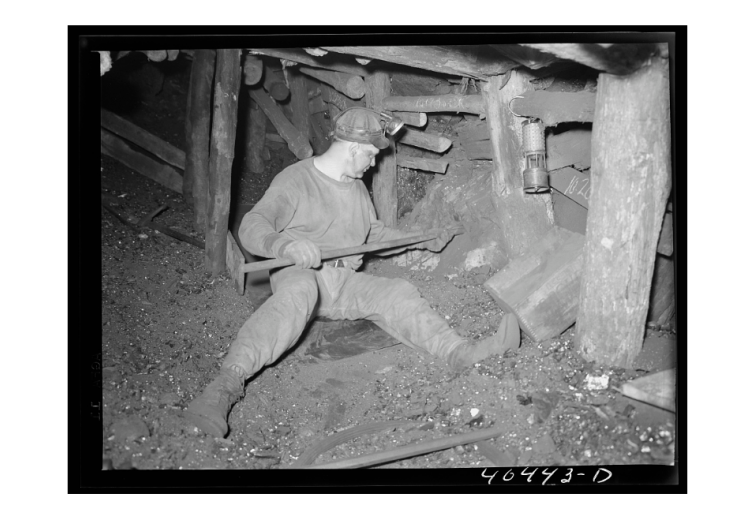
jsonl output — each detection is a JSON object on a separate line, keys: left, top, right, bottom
{"left": 287, "top": 68, "right": 311, "bottom": 142}
{"left": 184, "top": 49, "right": 215, "bottom": 233}
{"left": 383, "top": 94, "right": 485, "bottom": 115}
{"left": 245, "top": 99, "right": 267, "bottom": 174}
{"left": 365, "top": 72, "right": 398, "bottom": 227}
{"left": 242, "top": 54, "right": 263, "bottom": 86}
{"left": 206, "top": 49, "right": 241, "bottom": 276}
{"left": 249, "top": 88, "right": 313, "bottom": 160}
{"left": 482, "top": 71, "right": 554, "bottom": 258}
{"left": 298, "top": 66, "right": 365, "bottom": 99}
{"left": 575, "top": 57, "right": 672, "bottom": 368}
{"left": 398, "top": 128, "right": 452, "bottom": 153}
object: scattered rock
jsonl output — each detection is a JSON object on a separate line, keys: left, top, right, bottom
{"left": 111, "top": 416, "right": 150, "bottom": 442}
{"left": 159, "top": 392, "right": 181, "bottom": 406}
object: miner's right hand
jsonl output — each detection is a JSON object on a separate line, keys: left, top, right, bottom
{"left": 279, "top": 239, "right": 322, "bottom": 269}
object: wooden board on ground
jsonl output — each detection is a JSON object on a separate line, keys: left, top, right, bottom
{"left": 484, "top": 226, "right": 585, "bottom": 342}
{"left": 620, "top": 368, "right": 675, "bottom": 412}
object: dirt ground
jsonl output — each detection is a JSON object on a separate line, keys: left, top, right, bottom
{"left": 99, "top": 53, "right": 677, "bottom": 472}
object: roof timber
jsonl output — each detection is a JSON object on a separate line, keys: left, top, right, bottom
{"left": 519, "top": 43, "right": 668, "bottom": 76}
{"left": 321, "top": 46, "right": 518, "bottom": 80}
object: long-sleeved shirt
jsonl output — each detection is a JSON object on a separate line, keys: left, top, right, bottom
{"left": 239, "top": 157, "right": 409, "bottom": 270}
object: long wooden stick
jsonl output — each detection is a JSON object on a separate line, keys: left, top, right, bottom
{"left": 304, "top": 424, "right": 508, "bottom": 469}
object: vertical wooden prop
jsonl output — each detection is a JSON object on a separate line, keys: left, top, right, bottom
{"left": 365, "top": 72, "right": 398, "bottom": 227}
{"left": 184, "top": 49, "right": 216, "bottom": 233}
{"left": 576, "top": 57, "right": 671, "bottom": 367}
{"left": 287, "top": 68, "right": 311, "bottom": 142}
{"left": 206, "top": 49, "right": 242, "bottom": 275}
{"left": 245, "top": 99, "right": 267, "bottom": 174}
{"left": 482, "top": 71, "right": 553, "bottom": 258}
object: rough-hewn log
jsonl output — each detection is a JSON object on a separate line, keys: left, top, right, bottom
{"left": 262, "top": 67, "right": 289, "bottom": 101}
{"left": 318, "top": 83, "right": 364, "bottom": 112}
{"left": 383, "top": 94, "right": 485, "bottom": 115}
{"left": 206, "top": 49, "right": 241, "bottom": 276}
{"left": 398, "top": 128, "right": 452, "bottom": 153}
{"left": 547, "top": 129, "right": 592, "bottom": 170}
{"left": 101, "top": 109, "right": 185, "bottom": 169}
{"left": 184, "top": 49, "right": 215, "bottom": 231}
{"left": 322, "top": 46, "right": 517, "bottom": 80}
{"left": 242, "top": 54, "right": 263, "bottom": 86}
{"left": 396, "top": 156, "right": 448, "bottom": 174}
{"left": 248, "top": 48, "right": 372, "bottom": 77}
{"left": 510, "top": 90, "right": 596, "bottom": 127}
{"left": 393, "top": 111, "right": 426, "bottom": 128}
{"left": 482, "top": 71, "right": 554, "bottom": 257}
{"left": 249, "top": 87, "right": 313, "bottom": 160}
{"left": 489, "top": 44, "right": 559, "bottom": 70}
{"left": 366, "top": 73, "right": 398, "bottom": 227}
{"left": 101, "top": 128, "right": 183, "bottom": 193}
{"left": 287, "top": 68, "right": 311, "bottom": 141}
{"left": 245, "top": 99, "right": 266, "bottom": 174}
{"left": 575, "top": 57, "right": 672, "bottom": 368}
{"left": 521, "top": 43, "right": 667, "bottom": 76}
{"left": 298, "top": 66, "right": 365, "bottom": 100}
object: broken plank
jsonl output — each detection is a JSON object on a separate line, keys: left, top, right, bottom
{"left": 484, "top": 226, "right": 585, "bottom": 343}
{"left": 392, "top": 111, "right": 426, "bottom": 128}
{"left": 299, "top": 66, "right": 365, "bottom": 100}
{"left": 101, "top": 128, "right": 183, "bottom": 193}
{"left": 249, "top": 87, "right": 313, "bottom": 160}
{"left": 101, "top": 109, "right": 185, "bottom": 170}
{"left": 510, "top": 90, "right": 596, "bottom": 126}
{"left": 322, "top": 45, "right": 517, "bottom": 79}
{"left": 547, "top": 129, "right": 591, "bottom": 171}
{"left": 396, "top": 156, "right": 448, "bottom": 174}
{"left": 383, "top": 94, "right": 485, "bottom": 114}
{"left": 398, "top": 128, "right": 452, "bottom": 153}
{"left": 248, "top": 48, "right": 372, "bottom": 77}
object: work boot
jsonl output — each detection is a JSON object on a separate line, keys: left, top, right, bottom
{"left": 447, "top": 313, "right": 521, "bottom": 370}
{"left": 184, "top": 365, "right": 245, "bottom": 438}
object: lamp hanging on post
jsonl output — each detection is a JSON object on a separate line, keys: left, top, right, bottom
{"left": 509, "top": 96, "right": 550, "bottom": 194}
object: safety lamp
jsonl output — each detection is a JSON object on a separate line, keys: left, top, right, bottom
{"left": 521, "top": 118, "right": 550, "bottom": 194}
{"left": 379, "top": 111, "right": 405, "bottom": 135}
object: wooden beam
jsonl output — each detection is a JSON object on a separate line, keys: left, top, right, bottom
{"left": 575, "top": 57, "right": 672, "bottom": 368}
{"left": 101, "top": 109, "right": 185, "bottom": 170}
{"left": 482, "top": 71, "right": 554, "bottom": 257}
{"left": 647, "top": 255, "right": 675, "bottom": 328}
{"left": 366, "top": 72, "right": 398, "bottom": 227}
{"left": 510, "top": 90, "right": 596, "bottom": 127}
{"left": 248, "top": 48, "right": 372, "bottom": 77}
{"left": 322, "top": 46, "right": 518, "bottom": 79}
{"left": 398, "top": 128, "right": 452, "bottom": 154}
{"left": 262, "top": 67, "right": 289, "bottom": 101}
{"left": 393, "top": 111, "right": 426, "bottom": 128}
{"left": 242, "top": 54, "right": 263, "bottom": 86}
{"left": 206, "top": 49, "right": 241, "bottom": 276}
{"left": 184, "top": 49, "right": 215, "bottom": 233}
{"left": 489, "top": 44, "right": 559, "bottom": 70}
{"left": 249, "top": 87, "right": 313, "bottom": 160}
{"left": 383, "top": 94, "right": 485, "bottom": 115}
{"left": 396, "top": 156, "right": 448, "bottom": 174}
{"left": 101, "top": 128, "right": 183, "bottom": 193}
{"left": 520, "top": 43, "right": 667, "bottom": 76}
{"left": 298, "top": 66, "right": 365, "bottom": 100}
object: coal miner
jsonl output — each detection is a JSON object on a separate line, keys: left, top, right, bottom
{"left": 185, "top": 107, "right": 520, "bottom": 437}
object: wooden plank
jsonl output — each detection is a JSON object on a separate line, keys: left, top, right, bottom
{"left": 396, "top": 156, "right": 448, "bottom": 174}
{"left": 248, "top": 48, "right": 372, "bottom": 77}
{"left": 366, "top": 72, "right": 398, "bottom": 227}
{"left": 322, "top": 45, "right": 518, "bottom": 79}
{"left": 620, "top": 368, "right": 675, "bottom": 412}
{"left": 249, "top": 87, "right": 313, "bottom": 160}
{"left": 575, "top": 57, "right": 672, "bottom": 368}
{"left": 184, "top": 49, "right": 215, "bottom": 232}
{"left": 206, "top": 49, "right": 241, "bottom": 276}
{"left": 392, "top": 111, "right": 426, "bottom": 128}
{"left": 547, "top": 129, "right": 592, "bottom": 171}
{"left": 383, "top": 94, "right": 485, "bottom": 115}
{"left": 510, "top": 90, "right": 596, "bottom": 127}
{"left": 551, "top": 190, "right": 588, "bottom": 236}
{"left": 101, "top": 109, "right": 185, "bottom": 170}
{"left": 101, "top": 128, "right": 183, "bottom": 193}
{"left": 298, "top": 66, "right": 365, "bottom": 100}
{"left": 521, "top": 43, "right": 667, "bottom": 76}
{"left": 398, "top": 128, "right": 452, "bottom": 153}
{"left": 484, "top": 226, "right": 586, "bottom": 343}
{"left": 550, "top": 167, "right": 592, "bottom": 209}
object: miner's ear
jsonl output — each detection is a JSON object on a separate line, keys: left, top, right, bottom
{"left": 349, "top": 142, "right": 359, "bottom": 156}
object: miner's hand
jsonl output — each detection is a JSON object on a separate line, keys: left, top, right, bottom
{"left": 280, "top": 239, "right": 322, "bottom": 269}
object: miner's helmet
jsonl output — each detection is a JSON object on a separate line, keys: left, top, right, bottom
{"left": 332, "top": 107, "right": 404, "bottom": 150}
